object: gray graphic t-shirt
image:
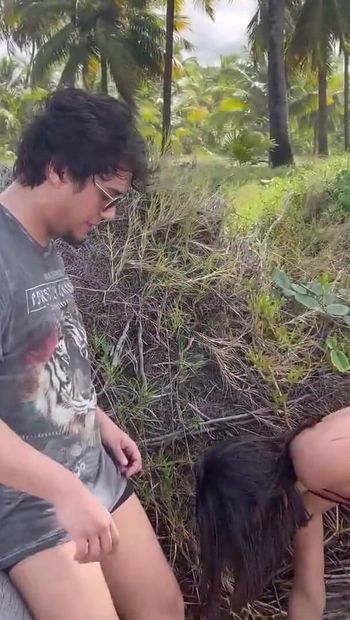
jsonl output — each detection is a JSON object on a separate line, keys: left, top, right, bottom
{"left": 0, "top": 205, "right": 125, "bottom": 568}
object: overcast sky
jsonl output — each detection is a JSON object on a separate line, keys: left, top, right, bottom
{"left": 183, "top": 0, "right": 256, "bottom": 64}
{"left": 0, "top": 0, "right": 256, "bottom": 67}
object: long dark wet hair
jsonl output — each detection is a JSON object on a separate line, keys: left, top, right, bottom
{"left": 194, "top": 422, "right": 318, "bottom": 618}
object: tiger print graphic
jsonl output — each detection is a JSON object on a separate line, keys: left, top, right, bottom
{"left": 33, "top": 305, "right": 97, "bottom": 441}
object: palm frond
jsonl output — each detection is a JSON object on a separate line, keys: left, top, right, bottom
{"left": 95, "top": 25, "right": 137, "bottom": 107}
{"left": 288, "top": 0, "right": 342, "bottom": 70}
{"left": 247, "top": 6, "right": 268, "bottom": 66}
{"left": 58, "top": 42, "right": 88, "bottom": 87}
{"left": 82, "top": 51, "right": 99, "bottom": 90}
{"left": 0, "top": 105, "right": 20, "bottom": 130}
{"left": 289, "top": 91, "right": 318, "bottom": 116}
{"left": 2, "top": 0, "right": 70, "bottom": 42}
{"left": 178, "top": 36, "right": 194, "bottom": 52}
{"left": 31, "top": 22, "right": 77, "bottom": 85}
{"left": 193, "top": 0, "right": 214, "bottom": 21}
{"left": 173, "top": 15, "right": 190, "bottom": 33}
{"left": 126, "top": 13, "right": 165, "bottom": 73}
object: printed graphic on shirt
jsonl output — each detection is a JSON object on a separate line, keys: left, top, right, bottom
{"left": 26, "top": 277, "right": 74, "bottom": 314}
{"left": 0, "top": 270, "right": 98, "bottom": 447}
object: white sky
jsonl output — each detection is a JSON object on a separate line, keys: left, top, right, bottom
{"left": 183, "top": 0, "right": 256, "bottom": 64}
{"left": 0, "top": 0, "right": 256, "bottom": 67}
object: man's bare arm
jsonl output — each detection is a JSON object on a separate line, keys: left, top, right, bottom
{"left": 0, "top": 418, "right": 78, "bottom": 501}
{"left": 0, "top": 418, "right": 120, "bottom": 562}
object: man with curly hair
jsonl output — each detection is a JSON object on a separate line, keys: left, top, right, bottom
{"left": 0, "top": 88, "right": 184, "bottom": 620}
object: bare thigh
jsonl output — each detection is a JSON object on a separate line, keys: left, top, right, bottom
{"left": 102, "top": 493, "right": 184, "bottom": 620}
{"left": 10, "top": 541, "right": 119, "bottom": 620}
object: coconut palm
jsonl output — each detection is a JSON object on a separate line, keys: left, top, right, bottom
{"left": 289, "top": 66, "right": 343, "bottom": 153}
{"left": 161, "top": 0, "right": 213, "bottom": 151}
{"left": 249, "top": 0, "right": 350, "bottom": 157}
{"left": 289, "top": 0, "right": 350, "bottom": 156}
{"left": 1, "top": 0, "right": 167, "bottom": 107}
{"left": 0, "top": 0, "right": 66, "bottom": 86}
{"left": 266, "top": 0, "right": 293, "bottom": 166}
{"left": 247, "top": 0, "right": 300, "bottom": 166}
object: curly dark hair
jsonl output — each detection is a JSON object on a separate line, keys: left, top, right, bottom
{"left": 13, "top": 88, "right": 147, "bottom": 188}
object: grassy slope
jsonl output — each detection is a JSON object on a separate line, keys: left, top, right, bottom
{"left": 60, "top": 155, "right": 350, "bottom": 619}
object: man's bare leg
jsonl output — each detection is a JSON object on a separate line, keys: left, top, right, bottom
{"left": 9, "top": 541, "right": 119, "bottom": 620}
{"left": 101, "top": 493, "right": 185, "bottom": 620}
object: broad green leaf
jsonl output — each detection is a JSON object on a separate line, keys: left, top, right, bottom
{"left": 186, "top": 106, "right": 209, "bottom": 123}
{"left": 343, "top": 316, "right": 350, "bottom": 327}
{"left": 330, "top": 350, "right": 350, "bottom": 373}
{"left": 273, "top": 269, "right": 292, "bottom": 292}
{"left": 306, "top": 282, "right": 323, "bottom": 296}
{"left": 324, "top": 294, "right": 341, "bottom": 306}
{"left": 290, "top": 282, "right": 311, "bottom": 295}
{"left": 326, "top": 304, "right": 350, "bottom": 317}
{"left": 282, "top": 288, "right": 295, "bottom": 298}
{"left": 326, "top": 336, "right": 337, "bottom": 350}
{"left": 294, "top": 293, "right": 320, "bottom": 309}
{"left": 219, "top": 97, "right": 248, "bottom": 113}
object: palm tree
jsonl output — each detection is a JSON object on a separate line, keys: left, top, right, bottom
{"left": 0, "top": 0, "right": 66, "bottom": 87}
{"left": 161, "top": 0, "right": 213, "bottom": 152}
{"left": 1, "top": 0, "right": 167, "bottom": 107}
{"left": 162, "top": 0, "right": 176, "bottom": 151}
{"left": 159, "top": 55, "right": 272, "bottom": 161}
{"left": 248, "top": 0, "right": 350, "bottom": 158}
{"left": 266, "top": 0, "right": 293, "bottom": 166}
{"left": 289, "top": 0, "right": 350, "bottom": 156}
{"left": 247, "top": 0, "right": 297, "bottom": 167}
{"left": 289, "top": 67, "right": 343, "bottom": 153}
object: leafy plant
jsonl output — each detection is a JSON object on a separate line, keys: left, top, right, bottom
{"left": 273, "top": 269, "right": 350, "bottom": 327}
{"left": 326, "top": 336, "right": 350, "bottom": 373}
{"left": 273, "top": 269, "right": 350, "bottom": 373}
{"left": 220, "top": 129, "right": 274, "bottom": 164}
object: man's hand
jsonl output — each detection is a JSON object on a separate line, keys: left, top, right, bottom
{"left": 0, "top": 418, "right": 121, "bottom": 564}
{"left": 54, "top": 477, "right": 120, "bottom": 563}
{"left": 97, "top": 407, "right": 142, "bottom": 478}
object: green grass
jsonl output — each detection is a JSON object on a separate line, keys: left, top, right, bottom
{"left": 223, "top": 155, "right": 350, "bottom": 233}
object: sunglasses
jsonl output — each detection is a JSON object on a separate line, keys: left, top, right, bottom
{"left": 94, "top": 179, "right": 124, "bottom": 212}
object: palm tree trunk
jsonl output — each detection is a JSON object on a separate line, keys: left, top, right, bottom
{"left": 267, "top": 0, "right": 294, "bottom": 167}
{"left": 345, "top": 49, "right": 349, "bottom": 152}
{"left": 313, "top": 116, "right": 318, "bottom": 155}
{"left": 317, "top": 61, "right": 328, "bottom": 156}
{"left": 101, "top": 55, "right": 108, "bottom": 94}
{"left": 161, "top": 0, "right": 175, "bottom": 153}
{"left": 25, "top": 39, "right": 36, "bottom": 88}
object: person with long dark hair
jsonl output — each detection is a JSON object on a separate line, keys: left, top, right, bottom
{"left": 195, "top": 407, "right": 350, "bottom": 619}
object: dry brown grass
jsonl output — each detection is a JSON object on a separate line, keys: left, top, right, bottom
{"left": 60, "top": 182, "right": 350, "bottom": 620}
